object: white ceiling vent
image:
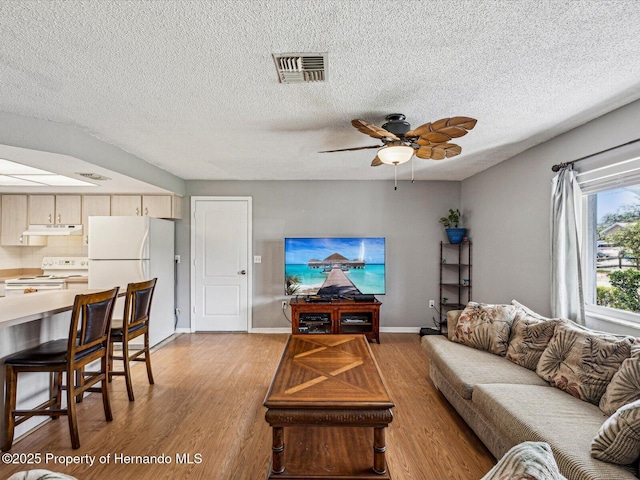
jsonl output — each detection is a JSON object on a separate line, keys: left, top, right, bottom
{"left": 273, "top": 53, "right": 327, "bottom": 83}
{"left": 76, "top": 173, "right": 111, "bottom": 181}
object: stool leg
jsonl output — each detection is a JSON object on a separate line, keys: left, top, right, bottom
{"left": 75, "top": 368, "right": 84, "bottom": 403}
{"left": 144, "top": 331, "right": 154, "bottom": 385}
{"left": 100, "top": 354, "right": 113, "bottom": 422}
{"left": 122, "top": 339, "right": 135, "bottom": 401}
{"left": 2, "top": 366, "right": 17, "bottom": 451}
{"left": 51, "top": 371, "right": 63, "bottom": 419}
{"left": 66, "top": 369, "right": 80, "bottom": 449}
{"left": 108, "top": 340, "right": 114, "bottom": 382}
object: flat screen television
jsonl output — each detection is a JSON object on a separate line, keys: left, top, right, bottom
{"left": 284, "top": 237, "right": 386, "bottom": 296}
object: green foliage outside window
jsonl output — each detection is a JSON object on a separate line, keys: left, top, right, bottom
{"left": 597, "top": 269, "right": 640, "bottom": 312}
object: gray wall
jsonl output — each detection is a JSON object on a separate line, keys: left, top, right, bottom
{"left": 174, "top": 180, "right": 461, "bottom": 330}
{"left": 461, "top": 98, "right": 640, "bottom": 321}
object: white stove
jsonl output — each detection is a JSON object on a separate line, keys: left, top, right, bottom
{"left": 5, "top": 257, "right": 89, "bottom": 296}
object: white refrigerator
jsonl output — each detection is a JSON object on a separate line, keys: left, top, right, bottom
{"left": 88, "top": 216, "right": 175, "bottom": 347}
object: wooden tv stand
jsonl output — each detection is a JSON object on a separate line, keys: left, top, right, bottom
{"left": 290, "top": 297, "right": 382, "bottom": 343}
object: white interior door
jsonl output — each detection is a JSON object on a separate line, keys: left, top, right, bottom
{"left": 191, "top": 197, "right": 251, "bottom": 332}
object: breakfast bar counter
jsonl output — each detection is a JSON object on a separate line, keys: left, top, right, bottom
{"left": 0, "top": 289, "right": 99, "bottom": 329}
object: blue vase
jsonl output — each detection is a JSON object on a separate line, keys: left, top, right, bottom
{"left": 446, "top": 228, "right": 466, "bottom": 244}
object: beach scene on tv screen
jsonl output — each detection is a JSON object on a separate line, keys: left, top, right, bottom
{"left": 285, "top": 237, "right": 385, "bottom": 296}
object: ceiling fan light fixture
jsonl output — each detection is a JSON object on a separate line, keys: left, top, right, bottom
{"left": 377, "top": 145, "right": 414, "bottom": 165}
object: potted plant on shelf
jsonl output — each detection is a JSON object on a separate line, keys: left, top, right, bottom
{"left": 439, "top": 208, "right": 466, "bottom": 244}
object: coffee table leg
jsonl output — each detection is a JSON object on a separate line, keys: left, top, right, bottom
{"left": 272, "top": 426, "right": 285, "bottom": 474}
{"left": 373, "top": 427, "right": 387, "bottom": 474}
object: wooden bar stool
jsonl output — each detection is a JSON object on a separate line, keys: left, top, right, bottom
{"left": 108, "top": 278, "right": 157, "bottom": 401}
{"left": 2, "top": 287, "right": 119, "bottom": 451}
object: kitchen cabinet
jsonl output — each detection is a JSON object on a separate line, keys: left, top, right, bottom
{"left": 82, "top": 195, "right": 111, "bottom": 245}
{"left": 110, "top": 195, "right": 142, "bottom": 216}
{"left": 28, "top": 195, "right": 81, "bottom": 225}
{"left": 110, "top": 195, "right": 182, "bottom": 219}
{"left": 143, "top": 195, "right": 182, "bottom": 219}
{"left": 1, "top": 195, "right": 46, "bottom": 246}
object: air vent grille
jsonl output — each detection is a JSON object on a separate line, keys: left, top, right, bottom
{"left": 76, "top": 173, "right": 111, "bottom": 181}
{"left": 273, "top": 53, "right": 327, "bottom": 83}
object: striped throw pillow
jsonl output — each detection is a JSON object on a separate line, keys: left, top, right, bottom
{"left": 481, "top": 441, "right": 565, "bottom": 480}
{"left": 591, "top": 398, "right": 640, "bottom": 464}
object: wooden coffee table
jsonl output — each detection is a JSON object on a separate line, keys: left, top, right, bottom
{"left": 264, "top": 335, "right": 395, "bottom": 479}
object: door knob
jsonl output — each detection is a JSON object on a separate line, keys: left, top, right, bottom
{"left": 239, "top": 270, "right": 247, "bottom": 275}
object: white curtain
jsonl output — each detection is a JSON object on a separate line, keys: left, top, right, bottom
{"left": 551, "top": 167, "right": 585, "bottom": 324}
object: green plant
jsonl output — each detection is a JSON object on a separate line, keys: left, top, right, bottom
{"left": 285, "top": 275, "right": 302, "bottom": 295}
{"left": 439, "top": 209, "right": 461, "bottom": 228}
{"left": 607, "top": 269, "right": 640, "bottom": 312}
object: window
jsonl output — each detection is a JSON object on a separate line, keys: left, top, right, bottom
{"left": 578, "top": 141, "right": 640, "bottom": 324}
{"left": 586, "top": 187, "right": 640, "bottom": 316}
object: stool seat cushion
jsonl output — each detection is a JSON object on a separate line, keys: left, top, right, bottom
{"left": 4, "top": 339, "right": 103, "bottom": 367}
{"left": 111, "top": 323, "right": 146, "bottom": 341}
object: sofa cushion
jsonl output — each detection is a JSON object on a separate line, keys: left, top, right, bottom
{"left": 472, "top": 383, "right": 637, "bottom": 480}
{"left": 421, "top": 335, "right": 549, "bottom": 400}
{"left": 591, "top": 398, "right": 640, "bottom": 465}
{"left": 506, "top": 304, "right": 559, "bottom": 371}
{"left": 480, "top": 441, "right": 567, "bottom": 480}
{"left": 536, "top": 320, "right": 634, "bottom": 405}
{"left": 600, "top": 344, "right": 640, "bottom": 415}
{"left": 451, "top": 302, "right": 517, "bottom": 356}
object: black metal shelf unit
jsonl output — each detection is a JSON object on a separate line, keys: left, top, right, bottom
{"left": 439, "top": 241, "right": 472, "bottom": 333}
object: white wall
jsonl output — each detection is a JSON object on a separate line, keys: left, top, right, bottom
{"left": 175, "top": 180, "right": 461, "bottom": 330}
{"left": 461, "top": 98, "right": 640, "bottom": 331}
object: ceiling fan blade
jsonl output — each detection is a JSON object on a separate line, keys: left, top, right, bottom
{"left": 431, "top": 143, "right": 462, "bottom": 160}
{"left": 421, "top": 132, "right": 451, "bottom": 143}
{"left": 449, "top": 117, "right": 477, "bottom": 130}
{"left": 371, "top": 156, "right": 383, "bottom": 167}
{"left": 318, "top": 145, "right": 381, "bottom": 153}
{"left": 351, "top": 119, "right": 400, "bottom": 141}
{"left": 406, "top": 122, "right": 431, "bottom": 138}
{"left": 410, "top": 116, "right": 478, "bottom": 139}
{"left": 416, "top": 146, "right": 432, "bottom": 159}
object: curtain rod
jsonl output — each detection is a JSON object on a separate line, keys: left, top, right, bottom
{"left": 551, "top": 137, "right": 640, "bottom": 172}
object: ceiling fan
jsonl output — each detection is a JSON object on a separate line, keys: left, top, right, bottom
{"left": 320, "top": 113, "right": 477, "bottom": 188}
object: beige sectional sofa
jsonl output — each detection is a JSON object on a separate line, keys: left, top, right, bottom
{"left": 421, "top": 305, "right": 639, "bottom": 480}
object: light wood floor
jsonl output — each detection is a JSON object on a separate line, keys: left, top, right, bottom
{"left": 2, "top": 333, "right": 495, "bottom": 479}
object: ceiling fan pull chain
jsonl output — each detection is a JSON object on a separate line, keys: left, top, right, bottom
{"left": 394, "top": 164, "right": 398, "bottom": 190}
{"left": 411, "top": 157, "right": 415, "bottom": 183}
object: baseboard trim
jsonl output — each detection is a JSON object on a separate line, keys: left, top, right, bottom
{"left": 380, "top": 327, "right": 421, "bottom": 333}
{"left": 250, "top": 327, "right": 291, "bottom": 334}
{"left": 176, "top": 327, "right": 422, "bottom": 334}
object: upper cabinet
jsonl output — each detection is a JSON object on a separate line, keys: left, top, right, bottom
{"left": 28, "top": 195, "right": 81, "bottom": 225}
{"left": 82, "top": 195, "right": 111, "bottom": 245}
{"left": 111, "top": 195, "right": 182, "bottom": 219}
{"left": 110, "top": 195, "right": 142, "bottom": 216}
{"left": 1, "top": 195, "right": 46, "bottom": 246}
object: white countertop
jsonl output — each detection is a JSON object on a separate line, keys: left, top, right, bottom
{"left": 0, "top": 289, "right": 105, "bottom": 329}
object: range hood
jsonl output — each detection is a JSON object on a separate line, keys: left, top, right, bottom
{"left": 23, "top": 224, "right": 83, "bottom": 236}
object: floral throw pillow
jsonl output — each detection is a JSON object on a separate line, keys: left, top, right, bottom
{"left": 506, "top": 309, "right": 559, "bottom": 371}
{"left": 536, "top": 321, "right": 634, "bottom": 405}
{"left": 600, "top": 342, "right": 640, "bottom": 415}
{"left": 591, "top": 398, "right": 640, "bottom": 464}
{"left": 451, "top": 302, "right": 517, "bottom": 356}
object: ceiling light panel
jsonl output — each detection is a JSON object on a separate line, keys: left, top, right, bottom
{"left": 0, "top": 159, "right": 53, "bottom": 175}
{"left": 11, "top": 175, "right": 96, "bottom": 186}
{"left": 0, "top": 175, "right": 46, "bottom": 186}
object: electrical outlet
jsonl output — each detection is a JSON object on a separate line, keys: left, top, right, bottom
{"left": 429, "top": 300, "right": 435, "bottom": 309}
{"left": 281, "top": 300, "right": 288, "bottom": 309}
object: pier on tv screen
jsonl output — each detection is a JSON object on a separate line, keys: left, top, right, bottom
{"left": 284, "top": 237, "right": 386, "bottom": 296}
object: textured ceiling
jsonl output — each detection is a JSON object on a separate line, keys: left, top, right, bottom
{"left": 1, "top": 0, "right": 640, "bottom": 183}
